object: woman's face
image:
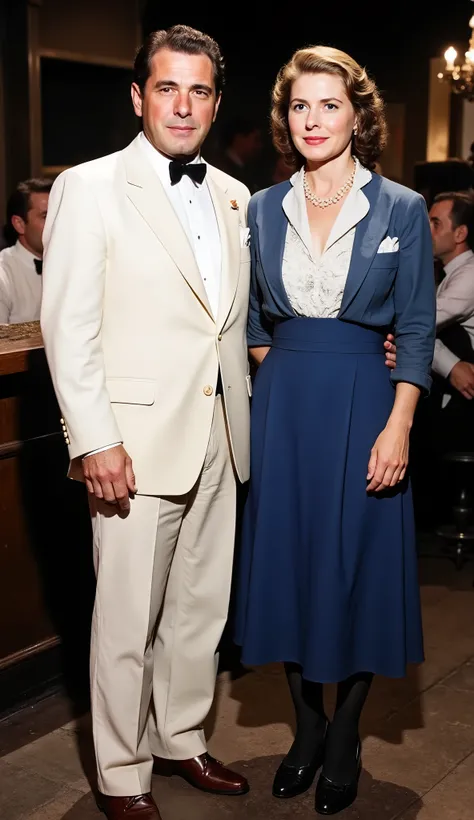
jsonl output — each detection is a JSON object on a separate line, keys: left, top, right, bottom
{"left": 288, "top": 72, "right": 356, "bottom": 165}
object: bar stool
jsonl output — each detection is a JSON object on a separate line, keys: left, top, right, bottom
{"left": 435, "top": 451, "right": 474, "bottom": 569}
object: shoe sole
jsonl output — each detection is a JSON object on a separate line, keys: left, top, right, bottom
{"left": 272, "top": 786, "right": 313, "bottom": 799}
{"left": 184, "top": 783, "right": 250, "bottom": 796}
{"left": 154, "top": 769, "right": 249, "bottom": 796}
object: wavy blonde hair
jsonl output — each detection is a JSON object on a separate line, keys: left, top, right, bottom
{"left": 271, "top": 45, "right": 387, "bottom": 171}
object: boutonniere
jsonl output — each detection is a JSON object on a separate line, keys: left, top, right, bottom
{"left": 230, "top": 199, "right": 239, "bottom": 210}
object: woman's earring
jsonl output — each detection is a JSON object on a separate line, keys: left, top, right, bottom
{"left": 353, "top": 126, "right": 358, "bottom": 136}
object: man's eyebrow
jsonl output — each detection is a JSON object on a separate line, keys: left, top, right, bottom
{"left": 153, "top": 80, "right": 213, "bottom": 93}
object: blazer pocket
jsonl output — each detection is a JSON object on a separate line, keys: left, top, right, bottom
{"left": 106, "top": 377, "right": 156, "bottom": 405}
{"left": 371, "top": 251, "right": 399, "bottom": 269}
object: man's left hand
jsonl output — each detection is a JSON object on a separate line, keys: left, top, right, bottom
{"left": 384, "top": 333, "right": 396, "bottom": 370}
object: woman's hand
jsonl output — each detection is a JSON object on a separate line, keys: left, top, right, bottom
{"left": 366, "top": 421, "right": 410, "bottom": 492}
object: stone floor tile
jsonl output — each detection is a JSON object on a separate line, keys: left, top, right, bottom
{"left": 396, "top": 750, "right": 474, "bottom": 819}
{"left": 361, "top": 684, "right": 474, "bottom": 794}
{"left": 443, "top": 659, "right": 474, "bottom": 693}
{"left": 18, "top": 787, "right": 85, "bottom": 820}
{"left": 4, "top": 728, "right": 92, "bottom": 793}
{"left": 0, "top": 758, "right": 65, "bottom": 820}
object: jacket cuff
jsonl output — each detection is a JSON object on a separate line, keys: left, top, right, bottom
{"left": 390, "top": 367, "right": 432, "bottom": 394}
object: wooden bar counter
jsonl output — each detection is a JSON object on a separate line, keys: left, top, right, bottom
{"left": 0, "top": 323, "right": 93, "bottom": 714}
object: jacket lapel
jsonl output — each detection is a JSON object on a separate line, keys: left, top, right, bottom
{"left": 258, "top": 182, "right": 295, "bottom": 316}
{"left": 122, "top": 137, "right": 213, "bottom": 319}
{"left": 206, "top": 169, "right": 241, "bottom": 331}
{"left": 339, "top": 175, "right": 390, "bottom": 316}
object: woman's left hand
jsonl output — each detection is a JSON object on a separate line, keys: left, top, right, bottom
{"left": 366, "top": 422, "right": 410, "bottom": 492}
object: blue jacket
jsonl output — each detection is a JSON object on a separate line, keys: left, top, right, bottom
{"left": 247, "top": 173, "right": 436, "bottom": 393}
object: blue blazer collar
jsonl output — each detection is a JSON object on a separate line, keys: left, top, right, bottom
{"left": 255, "top": 174, "right": 391, "bottom": 318}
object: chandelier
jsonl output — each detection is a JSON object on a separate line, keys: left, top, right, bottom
{"left": 439, "top": 4, "right": 474, "bottom": 100}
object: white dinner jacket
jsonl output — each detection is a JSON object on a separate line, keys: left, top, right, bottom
{"left": 40, "top": 135, "right": 252, "bottom": 495}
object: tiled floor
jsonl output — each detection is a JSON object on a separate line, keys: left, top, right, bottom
{"left": 1, "top": 556, "right": 474, "bottom": 819}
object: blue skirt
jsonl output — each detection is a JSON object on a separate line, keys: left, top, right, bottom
{"left": 234, "top": 318, "right": 424, "bottom": 682}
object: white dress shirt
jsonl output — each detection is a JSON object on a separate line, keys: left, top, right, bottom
{"left": 282, "top": 159, "right": 372, "bottom": 317}
{"left": 85, "top": 133, "right": 222, "bottom": 459}
{"left": 0, "top": 241, "right": 42, "bottom": 324}
{"left": 139, "top": 131, "right": 222, "bottom": 318}
{"left": 432, "top": 249, "right": 474, "bottom": 378}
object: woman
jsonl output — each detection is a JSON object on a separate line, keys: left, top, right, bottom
{"left": 234, "top": 46, "right": 435, "bottom": 815}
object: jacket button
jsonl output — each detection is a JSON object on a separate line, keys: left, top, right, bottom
{"left": 218, "top": 334, "right": 222, "bottom": 341}
{"left": 203, "top": 385, "right": 214, "bottom": 396}
{"left": 65, "top": 437, "right": 70, "bottom": 445}
{"left": 60, "top": 417, "right": 64, "bottom": 423}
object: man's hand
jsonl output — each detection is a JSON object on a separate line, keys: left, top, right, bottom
{"left": 384, "top": 333, "right": 396, "bottom": 370}
{"left": 83, "top": 444, "right": 136, "bottom": 511}
{"left": 449, "top": 361, "right": 474, "bottom": 399}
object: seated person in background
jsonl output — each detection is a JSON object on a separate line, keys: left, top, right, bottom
{"left": 411, "top": 190, "right": 474, "bottom": 528}
{"left": 0, "top": 178, "right": 51, "bottom": 324}
{"left": 430, "top": 191, "right": 474, "bottom": 432}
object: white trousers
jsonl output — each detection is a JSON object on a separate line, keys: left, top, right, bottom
{"left": 89, "top": 398, "right": 237, "bottom": 796}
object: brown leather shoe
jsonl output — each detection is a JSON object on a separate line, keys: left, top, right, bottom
{"left": 97, "top": 793, "right": 162, "bottom": 818}
{"left": 153, "top": 752, "right": 249, "bottom": 795}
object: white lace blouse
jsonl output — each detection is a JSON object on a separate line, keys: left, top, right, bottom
{"left": 281, "top": 160, "right": 372, "bottom": 318}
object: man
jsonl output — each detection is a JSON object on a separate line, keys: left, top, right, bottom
{"left": 216, "top": 116, "right": 264, "bottom": 192}
{"left": 41, "top": 24, "right": 397, "bottom": 820}
{"left": 411, "top": 190, "right": 474, "bottom": 528}
{"left": 41, "top": 25, "right": 252, "bottom": 820}
{"left": 429, "top": 191, "right": 474, "bottom": 443}
{"left": 0, "top": 179, "right": 51, "bottom": 323}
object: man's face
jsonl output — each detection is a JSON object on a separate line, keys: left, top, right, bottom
{"left": 13, "top": 192, "right": 49, "bottom": 257}
{"left": 131, "top": 48, "right": 220, "bottom": 160}
{"left": 429, "top": 199, "right": 457, "bottom": 261}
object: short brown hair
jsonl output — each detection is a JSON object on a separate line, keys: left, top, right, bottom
{"left": 271, "top": 45, "right": 387, "bottom": 171}
{"left": 133, "top": 24, "right": 225, "bottom": 97}
{"left": 4, "top": 178, "right": 52, "bottom": 245}
{"left": 433, "top": 190, "right": 474, "bottom": 248}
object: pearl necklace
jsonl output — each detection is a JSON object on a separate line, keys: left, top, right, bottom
{"left": 303, "top": 161, "right": 356, "bottom": 209}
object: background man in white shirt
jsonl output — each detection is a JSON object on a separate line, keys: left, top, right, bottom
{"left": 0, "top": 179, "right": 51, "bottom": 324}
{"left": 412, "top": 190, "right": 474, "bottom": 530}
{"left": 429, "top": 190, "right": 474, "bottom": 404}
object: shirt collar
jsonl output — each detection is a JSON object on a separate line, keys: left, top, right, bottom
{"left": 443, "top": 249, "right": 474, "bottom": 278}
{"left": 283, "top": 158, "right": 372, "bottom": 257}
{"left": 139, "top": 131, "right": 204, "bottom": 187}
{"left": 13, "top": 240, "right": 41, "bottom": 266}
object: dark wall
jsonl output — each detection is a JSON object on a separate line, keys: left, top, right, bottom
{"left": 38, "top": 0, "right": 140, "bottom": 60}
{"left": 1, "top": 2, "right": 31, "bottom": 198}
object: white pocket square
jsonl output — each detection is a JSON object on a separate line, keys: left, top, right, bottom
{"left": 239, "top": 226, "right": 250, "bottom": 247}
{"left": 377, "top": 236, "right": 399, "bottom": 253}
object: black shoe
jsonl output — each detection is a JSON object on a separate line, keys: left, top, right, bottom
{"left": 314, "top": 742, "right": 362, "bottom": 815}
{"left": 272, "top": 722, "right": 328, "bottom": 799}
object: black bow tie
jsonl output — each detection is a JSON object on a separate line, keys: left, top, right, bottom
{"left": 169, "top": 159, "right": 207, "bottom": 186}
{"left": 34, "top": 258, "right": 43, "bottom": 275}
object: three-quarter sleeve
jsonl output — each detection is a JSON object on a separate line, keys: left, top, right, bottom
{"left": 391, "top": 194, "right": 436, "bottom": 393}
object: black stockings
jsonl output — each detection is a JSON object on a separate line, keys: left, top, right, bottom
{"left": 284, "top": 663, "right": 373, "bottom": 781}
